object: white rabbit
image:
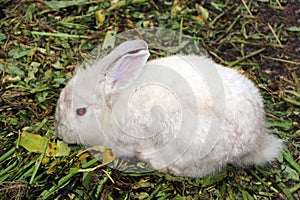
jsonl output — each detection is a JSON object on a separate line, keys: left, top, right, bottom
{"left": 55, "top": 40, "right": 283, "bottom": 177}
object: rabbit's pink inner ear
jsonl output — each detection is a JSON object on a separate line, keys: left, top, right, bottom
{"left": 108, "top": 50, "right": 150, "bottom": 92}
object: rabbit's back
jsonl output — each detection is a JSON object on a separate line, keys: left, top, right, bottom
{"left": 133, "top": 55, "right": 282, "bottom": 177}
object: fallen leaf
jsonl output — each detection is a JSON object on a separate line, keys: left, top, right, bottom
{"left": 19, "top": 132, "right": 70, "bottom": 157}
{"left": 102, "top": 148, "right": 116, "bottom": 163}
{"left": 19, "top": 132, "right": 48, "bottom": 153}
{"left": 95, "top": 9, "right": 106, "bottom": 27}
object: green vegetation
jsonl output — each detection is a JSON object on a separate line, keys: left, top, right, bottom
{"left": 0, "top": 0, "right": 299, "bottom": 199}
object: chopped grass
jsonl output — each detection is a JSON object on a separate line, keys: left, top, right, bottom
{"left": 0, "top": 0, "right": 299, "bottom": 199}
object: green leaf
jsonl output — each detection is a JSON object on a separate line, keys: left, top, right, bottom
{"left": 19, "top": 132, "right": 70, "bottom": 157}
{"left": 55, "top": 140, "right": 71, "bottom": 157}
{"left": 282, "top": 166, "right": 299, "bottom": 181}
{"left": 198, "top": 5, "right": 209, "bottom": 21}
{"left": 25, "top": 61, "right": 40, "bottom": 83}
{"left": 102, "top": 29, "right": 117, "bottom": 50}
{"left": 82, "top": 171, "right": 93, "bottom": 190}
{"left": 8, "top": 48, "right": 30, "bottom": 59}
{"left": 0, "top": 32, "right": 7, "bottom": 41}
{"left": 5, "top": 64, "right": 25, "bottom": 76}
{"left": 19, "top": 132, "right": 48, "bottom": 153}
{"left": 286, "top": 27, "right": 300, "bottom": 32}
{"left": 25, "top": 3, "right": 35, "bottom": 21}
{"left": 269, "top": 120, "right": 294, "bottom": 131}
{"left": 44, "top": 0, "right": 86, "bottom": 10}
{"left": 201, "top": 170, "right": 227, "bottom": 186}
{"left": 131, "top": 192, "right": 149, "bottom": 199}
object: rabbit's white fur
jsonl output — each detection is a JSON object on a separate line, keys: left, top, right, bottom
{"left": 55, "top": 40, "right": 283, "bottom": 177}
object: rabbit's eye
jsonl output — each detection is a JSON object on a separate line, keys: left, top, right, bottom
{"left": 76, "top": 107, "right": 86, "bottom": 116}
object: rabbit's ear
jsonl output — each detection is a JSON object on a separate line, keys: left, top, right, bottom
{"left": 106, "top": 48, "right": 150, "bottom": 93}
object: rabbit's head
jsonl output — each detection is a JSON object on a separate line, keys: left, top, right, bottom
{"left": 55, "top": 40, "right": 150, "bottom": 146}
